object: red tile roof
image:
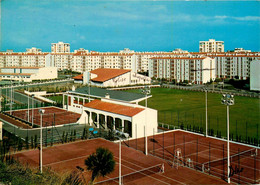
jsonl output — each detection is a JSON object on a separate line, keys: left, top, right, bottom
{"left": 84, "top": 99, "right": 144, "bottom": 117}
{"left": 150, "top": 57, "right": 207, "bottom": 60}
{"left": 91, "top": 68, "right": 131, "bottom": 82}
{"left": 73, "top": 74, "right": 83, "bottom": 80}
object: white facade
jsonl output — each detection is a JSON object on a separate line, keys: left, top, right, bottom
{"left": 51, "top": 42, "right": 70, "bottom": 53}
{"left": 149, "top": 57, "right": 215, "bottom": 84}
{"left": 0, "top": 67, "right": 58, "bottom": 82}
{"left": 26, "top": 47, "right": 42, "bottom": 53}
{"left": 206, "top": 52, "right": 259, "bottom": 80}
{"left": 250, "top": 60, "right": 260, "bottom": 91}
{"left": 79, "top": 68, "right": 151, "bottom": 87}
{"left": 65, "top": 96, "right": 157, "bottom": 138}
{"left": 199, "top": 39, "right": 224, "bottom": 53}
{"left": 1, "top": 42, "right": 259, "bottom": 82}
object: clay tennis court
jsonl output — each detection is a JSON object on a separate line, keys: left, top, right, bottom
{"left": 124, "top": 130, "right": 260, "bottom": 184}
{"left": 8, "top": 106, "right": 81, "bottom": 127}
{"left": 14, "top": 138, "right": 228, "bottom": 184}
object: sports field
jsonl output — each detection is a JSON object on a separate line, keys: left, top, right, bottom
{"left": 127, "top": 88, "right": 259, "bottom": 140}
{"left": 14, "top": 137, "right": 231, "bottom": 185}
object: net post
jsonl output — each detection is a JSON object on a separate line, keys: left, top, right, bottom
{"left": 202, "top": 164, "right": 204, "bottom": 172}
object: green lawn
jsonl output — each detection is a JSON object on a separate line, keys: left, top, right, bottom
{"left": 127, "top": 88, "right": 259, "bottom": 142}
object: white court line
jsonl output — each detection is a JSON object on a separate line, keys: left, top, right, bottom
{"left": 113, "top": 156, "right": 186, "bottom": 185}
{"left": 43, "top": 154, "right": 90, "bottom": 167}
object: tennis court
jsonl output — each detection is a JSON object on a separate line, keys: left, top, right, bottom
{"left": 7, "top": 106, "right": 81, "bottom": 127}
{"left": 123, "top": 130, "right": 259, "bottom": 184}
{"left": 13, "top": 138, "right": 227, "bottom": 184}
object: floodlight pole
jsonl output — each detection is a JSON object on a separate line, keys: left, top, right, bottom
{"left": 115, "top": 136, "right": 122, "bottom": 185}
{"left": 142, "top": 85, "right": 150, "bottom": 156}
{"left": 205, "top": 88, "right": 208, "bottom": 137}
{"left": 119, "top": 138, "right": 121, "bottom": 185}
{"left": 39, "top": 109, "right": 45, "bottom": 173}
{"left": 32, "top": 94, "right": 35, "bottom": 127}
{"left": 221, "top": 93, "right": 234, "bottom": 184}
{"left": 27, "top": 85, "right": 30, "bottom": 122}
{"left": 0, "top": 87, "right": 2, "bottom": 112}
{"left": 10, "top": 77, "right": 13, "bottom": 115}
{"left": 227, "top": 104, "right": 230, "bottom": 183}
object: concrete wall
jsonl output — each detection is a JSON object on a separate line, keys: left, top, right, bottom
{"left": 250, "top": 60, "right": 260, "bottom": 91}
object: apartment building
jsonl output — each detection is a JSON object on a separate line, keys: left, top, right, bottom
{"left": 0, "top": 42, "right": 259, "bottom": 83}
{"left": 205, "top": 52, "right": 259, "bottom": 80}
{"left": 51, "top": 42, "right": 70, "bottom": 53}
{"left": 0, "top": 52, "right": 52, "bottom": 68}
{"left": 199, "top": 39, "right": 224, "bottom": 53}
{"left": 149, "top": 56, "right": 215, "bottom": 84}
{"left": 51, "top": 53, "right": 73, "bottom": 71}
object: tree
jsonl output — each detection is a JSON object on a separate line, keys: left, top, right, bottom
{"left": 85, "top": 147, "right": 115, "bottom": 183}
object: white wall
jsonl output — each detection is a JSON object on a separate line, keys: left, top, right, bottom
{"left": 90, "top": 71, "right": 151, "bottom": 87}
{"left": 132, "top": 107, "right": 157, "bottom": 138}
{"left": 31, "top": 67, "right": 58, "bottom": 80}
{"left": 250, "top": 60, "right": 260, "bottom": 91}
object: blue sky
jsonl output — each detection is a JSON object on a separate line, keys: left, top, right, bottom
{"left": 1, "top": 0, "right": 259, "bottom": 52}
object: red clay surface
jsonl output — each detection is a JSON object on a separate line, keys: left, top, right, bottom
{"left": 123, "top": 130, "right": 260, "bottom": 184}
{"left": 7, "top": 106, "right": 81, "bottom": 127}
{"left": 14, "top": 138, "right": 229, "bottom": 185}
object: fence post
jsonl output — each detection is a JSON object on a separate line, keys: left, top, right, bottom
{"left": 223, "top": 144, "right": 225, "bottom": 180}
{"left": 183, "top": 135, "right": 185, "bottom": 166}
{"left": 196, "top": 137, "right": 198, "bottom": 170}
{"left": 238, "top": 148, "right": 240, "bottom": 184}
{"left": 163, "top": 130, "right": 164, "bottom": 159}
{"left": 209, "top": 142, "right": 211, "bottom": 175}
{"left": 153, "top": 128, "right": 155, "bottom": 156}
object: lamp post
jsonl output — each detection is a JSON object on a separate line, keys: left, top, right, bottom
{"left": 0, "top": 87, "right": 2, "bottom": 112}
{"left": 221, "top": 93, "right": 234, "bottom": 184}
{"left": 205, "top": 88, "right": 208, "bottom": 137}
{"left": 39, "top": 109, "right": 45, "bottom": 173}
{"left": 142, "top": 85, "right": 151, "bottom": 155}
{"left": 32, "top": 94, "right": 35, "bottom": 127}
{"left": 27, "top": 85, "right": 30, "bottom": 122}
{"left": 114, "top": 136, "right": 123, "bottom": 185}
{"left": 10, "top": 77, "right": 13, "bottom": 115}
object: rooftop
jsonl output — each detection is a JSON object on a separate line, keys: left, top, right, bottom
{"left": 69, "top": 86, "right": 150, "bottom": 103}
{"left": 91, "top": 68, "right": 131, "bottom": 82}
{"left": 84, "top": 99, "right": 144, "bottom": 117}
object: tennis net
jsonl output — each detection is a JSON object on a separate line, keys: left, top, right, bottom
{"left": 95, "top": 163, "right": 164, "bottom": 184}
{"left": 202, "top": 148, "right": 257, "bottom": 171}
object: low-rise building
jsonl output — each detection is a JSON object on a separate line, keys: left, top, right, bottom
{"left": 67, "top": 97, "right": 157, "bottom": 138}
{"left": 0, "top": 66, "right": 58, "bottom": 82}
{"left": 73, "top": 68, "right": 151, "bottom": 87}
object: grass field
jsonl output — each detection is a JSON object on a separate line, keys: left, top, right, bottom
{"left": 127, "top": 88, "right": 259, "bottom": 141}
